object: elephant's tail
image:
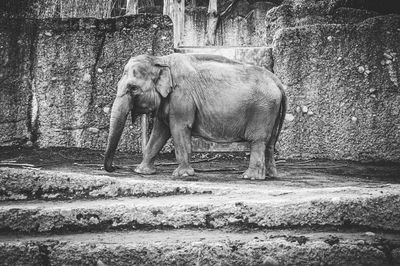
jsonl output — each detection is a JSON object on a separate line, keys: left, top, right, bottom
{"left": 271, "top": 84, "right": 287, "bottom": 147}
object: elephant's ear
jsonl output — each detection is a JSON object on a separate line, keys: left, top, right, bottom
{"left": 155, "top": 67, "right": 172, "bottom": 98}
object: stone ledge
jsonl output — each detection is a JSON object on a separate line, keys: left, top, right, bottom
{"left": 1, "top": 230, "right": 398, "bottom": 266}
{"left": 0, "top": 168, "right": 215, "bottom": 201}
{"left": 1, "top": 190, "right": 399, "bottom": 233}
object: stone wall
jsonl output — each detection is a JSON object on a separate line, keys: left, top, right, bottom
{"left": 180, "top": 1, "right": 400, "bottom": 162}
{"left": 1, "top": 0, "right": 399, "bottom": 162}
{"left": 0, "top": 15, "right": 173, "bottom": 152}
{"left": 182, "top": 0, "right": 400, "bottom": 47}
{"left": 0, "top": 19, "right": 35, "bottom": 146}
{"left": 274, "top": 15, "right": 400, "bottom": 161}
{"left": 0, "top": 0, "right": 125, "bottom": 19}
{"left": 182, "top": 1, "right": 278, "bottom": 46}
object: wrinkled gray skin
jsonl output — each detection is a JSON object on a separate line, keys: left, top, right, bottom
{"left": 104, "top": 53, "right": 286, "bottom": 179}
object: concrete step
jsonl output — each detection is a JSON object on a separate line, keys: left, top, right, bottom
{"left": 0, "top": 167, "right": 218, "bottom": 201}
{"left": 3, "top": 161, "right": 398, "bottom": 201}
{"left": 1, "top": 183, "right": 399, "bottom": 234}
{"left": 1, "top": 229, "right": 400, "bottom": 265}
{"left": 1, "top": 149, "right": 400, "bottom": 264}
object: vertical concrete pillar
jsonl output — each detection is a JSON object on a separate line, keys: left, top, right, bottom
{"left": 126, "top": 0, "right": 138, "bottom": 14}
{"left": 206, "top": 0, "right": 218, "bottom": 45}
{"left": 163, "top": 0, "right": 185, "bottom": 47}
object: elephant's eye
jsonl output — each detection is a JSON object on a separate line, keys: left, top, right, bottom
{"left": 128, "top": 85, "right": 142, "bottom": 96}
{"left": 128, "top": 84, "right": 139, "bottom": 91}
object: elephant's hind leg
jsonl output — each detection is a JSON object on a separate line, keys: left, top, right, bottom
{"left": 265, "top": 143, "right": 278, "bottom": 178}
{"left": 242, "top": 140, "right": 266, "bottom": 180}
{"left": 264, "top": 110, "right": 282, "bottom": 178}
{"left": 135, "top": 118, "right": 171, "bottom": 175}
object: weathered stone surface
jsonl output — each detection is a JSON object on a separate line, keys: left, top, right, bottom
{"left": 0, "top": 242, "right": 43, "bottom": 265}
{"left": 392, "top": 247, "right": 400, "bottom": 265}
{"left": 251, "top": 1, "right": 278, "bottom": 46}
{"left": 0, "top": 231, "right": 396, "bottom": 266}
{"left": 1, "top": 186, "right": 399, "bottom": 233}
{"left": 182, "top": 7, "right": 208, "bottom": 47}
{"left": 40, "top": 239, "right": 395, "bottom": 266}
{"left": 0, "top": 167, "right": 214, "bottom": 201}
{"left": 0, "top": 19, "right": 35, "bottom": 146}
{"left": 182, "top": 0, "right": 392, "bottom": 47}
{"left": 331, "top": 7, "right": 380, "bottom": 24}
{"left": 273, "top": 15, "right": 400, "bottom": 161}
{"left": 0, "top": 13, "right": 173, "bottom": 152}
{"left": 32, "top": 15, "right": 173, "bottom": 151}
{"left": 182, "top": 1, "right": 277, "bottom": 47}
{"left": 0, "top": 0, "right": 125, "bottom": 19}
{"left": 264, "top": 0, "right": 383, "bottom": 45}
{"left": 218, "top": 1, "right": 254, "bottom": 46}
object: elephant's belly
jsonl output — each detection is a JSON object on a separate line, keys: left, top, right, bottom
{"left": 191, "top": 120, "right": 245, "bottom": 143}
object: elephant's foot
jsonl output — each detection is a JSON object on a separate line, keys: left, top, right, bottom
{"left": 134, "top": 163, "right": 157, "bottom": 175}
{"left": 173, "top": 165, "right": 195, "bottom": 177}
{"left": 265, "top": 165, "right": 278, "bottom": 178}
{"left": 241, "top": 167, "right": 265, "bottom": 180}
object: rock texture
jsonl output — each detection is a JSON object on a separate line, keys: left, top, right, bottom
{"left": 1, "top": 1, "right": 400, "bottom": 161}
{"left": 0, "top": 19, "right": 35, "bottom": 146}
{"left": 0, "top": 162, "right": 400, "bottom": 265}
{"left": 273, "top": 15, "right": 400, "bottom": 161}
{"left": 0, "top": 0, "right": 125, "bottom": 19}
{"left": 1, "top": 167, "right": 400, "bottom": 234}
{"left": 33, "top": 16, "right": 173, "bottom": 151}
{"left": 0, "top": 150, "right": 399, "bottom": 265}
{"left": 0, "top": 15, "right": 173, "bottom": 151}
{"left": 0, "top": 168, "right": 213, "bottom": 201}
{"left": 0, "top": 232, "right": 394, "bottom": 266}
{"left": 183, "top": 1, "right": 279, "bottom": 47}
{"left": 263, "top": 0, "right": 389, "bottom": 45}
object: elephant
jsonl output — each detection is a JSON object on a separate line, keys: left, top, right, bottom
{"left": 104, "top": 53, "right": 287, "bottom": 180}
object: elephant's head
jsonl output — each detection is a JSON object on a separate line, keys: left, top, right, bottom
{"left": 104, "top": 55, "right": 173, "bottom": 172}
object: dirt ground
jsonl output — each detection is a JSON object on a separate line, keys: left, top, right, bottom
{"left": 1, "top": 147, "right": 400, "bottom": 266}
{"left": 0, "top": 146, "right": 399, "bottom": 185}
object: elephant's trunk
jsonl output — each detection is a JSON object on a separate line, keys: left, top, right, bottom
{"left": 104, "top": 95, "right": 133, "bottom": 172}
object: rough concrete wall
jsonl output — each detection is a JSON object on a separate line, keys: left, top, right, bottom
{"left": 181, "top": 0, "right": 392, "bottom": 47}
{"left": 264, "top": 0, "right": 387, "bottom": 45}
{"left": 274, "top": 15, "right": 400, "bottom": 161}
{"left": 182, "top": 1, "right": 277, "bottom": 47}
{"left": 182, "top": 7, "right": 208, "bottom": 47}
{"left": 32, "top": 15, "right": 173, "bottom": 151}
{"left": 0, "top": 0, "right": 125, "bottom": 19}
{"left": 0, "top": 19, "right": 35, "bottom": 146}
{"left": 182, "top": 0, "right": 396, "bottom": 47}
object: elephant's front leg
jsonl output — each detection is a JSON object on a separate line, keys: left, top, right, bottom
{"left": 135, "top": 118, "right": 171, "bottom": 175}
{"left": 242, "top": 141, "right": 266, "bottom": 180}
{"left": 170, "top": 123, "right": 195, "bottom": 177}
